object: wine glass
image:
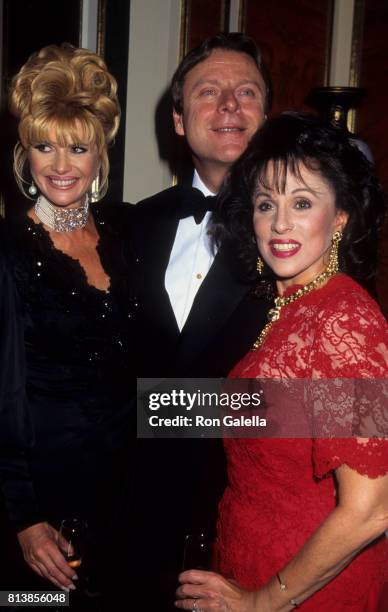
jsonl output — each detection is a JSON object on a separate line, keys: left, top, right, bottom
{"left": 182, "top": 532, "right": 212, "bottom": 571}
{"left": 58, "top": 518, "right": 87, "bottom": 569}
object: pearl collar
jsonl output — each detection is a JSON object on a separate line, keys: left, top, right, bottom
{"left": 34, "top": 195, "right": 89, "bottom": 232}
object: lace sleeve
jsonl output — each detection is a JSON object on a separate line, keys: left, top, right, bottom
{"left": 309, "top": 288, "right": 388, "bottom": 379}
{"left": 311, "top": 287, "right": 388, "bottom": 479}
{"left": 313, "top": 438, "right": 388, "bottom": 479}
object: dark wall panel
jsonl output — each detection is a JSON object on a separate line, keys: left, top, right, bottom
{"left": 357, "top": 0, "right": 388, "bottom": 189}
{"left": 184, "top": 0, "right": 229, "bottom": 52}
{"left": 243, "top": 0, "right": 333, "bottom": 116}
{"left": 356, "top": 0, "right": 388, "bottom": 312}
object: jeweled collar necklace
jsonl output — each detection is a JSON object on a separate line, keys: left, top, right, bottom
{"left": 34, "top": 195, "right": 89, "bottom": 232}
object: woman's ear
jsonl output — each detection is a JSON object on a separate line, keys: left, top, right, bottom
{"left": 335, "top": 209, "right": 349, "bottom": 233}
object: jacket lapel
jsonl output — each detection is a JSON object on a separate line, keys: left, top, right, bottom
{"left": 174, "top": 240, "right": 251, "bottom": 367}
{"left": 136, "top": 191, "right": 182, "bottom": 338}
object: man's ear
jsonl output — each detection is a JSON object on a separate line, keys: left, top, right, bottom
{"left": 173, "top": 109, "right": 185, "bottom": 136}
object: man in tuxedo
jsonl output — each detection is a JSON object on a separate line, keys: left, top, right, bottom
{"left": 132, "top": 34, "right": 272, "bottom": 611}
{"left": 135, "top": 33, "right": 272, "bottom": 376}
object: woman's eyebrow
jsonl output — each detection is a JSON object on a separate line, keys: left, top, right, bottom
{"left": 254, "top": 190, "right": 273, "bottom": 198}
{"left": 291, "top": 187, "right": 324, "bottom": 196}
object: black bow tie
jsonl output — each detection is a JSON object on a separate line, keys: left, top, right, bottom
{"left": 179, "top": 187, "right": 217, "bottom": 224}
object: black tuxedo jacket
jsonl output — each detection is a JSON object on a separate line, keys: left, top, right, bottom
{"left": 130, "top": 185, "right": 270, "bottom": 611}
{"left": 134, "top": 184, "right": 270, "bottom": 377}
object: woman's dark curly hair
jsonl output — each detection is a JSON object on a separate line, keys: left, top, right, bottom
{"left": 216, "top": 112, "right": 386, "bottom": 284}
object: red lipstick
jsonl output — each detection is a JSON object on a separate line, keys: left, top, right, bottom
{"left": 269, "top": 239, "right": 301, "bottom": 258}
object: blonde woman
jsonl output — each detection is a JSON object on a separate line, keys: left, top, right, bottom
{"left": 1, "top": 45, "right": 134, "bottom": 598}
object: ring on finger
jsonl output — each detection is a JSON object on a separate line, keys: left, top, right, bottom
{"left": 192, "top": 600, "right": 203, "bottom": 612}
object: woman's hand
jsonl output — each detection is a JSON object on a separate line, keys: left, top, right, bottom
{"left": 175, "top": 569, "right": 267, "bottom": 612}
{"left": 17, "top": 522, "right": 77, "bottom": 591}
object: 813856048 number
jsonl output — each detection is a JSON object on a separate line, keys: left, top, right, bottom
{"left": 0, "top": 591, "right": 69, "bottom": 607}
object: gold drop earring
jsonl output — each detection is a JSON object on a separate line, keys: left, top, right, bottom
{"left": 256, "top": 256, "right": 264, "bottom": 275}
{"left": 327, "top": 230, "right": 343, "bottom": 274}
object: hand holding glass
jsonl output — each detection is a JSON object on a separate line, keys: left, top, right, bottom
{"left": 183, "top": 533, "right": 212, "bottom": 571}
{"left": 58, "top": 518, "right": 87, "bottom": 569}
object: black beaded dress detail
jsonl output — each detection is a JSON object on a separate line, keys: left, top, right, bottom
{"left": 1, "top": 203, "right": 135, "bottom": 532}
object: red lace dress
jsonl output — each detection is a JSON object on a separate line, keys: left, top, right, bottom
{"left": 217, "top": 274, "right": 388, "bottom": 610}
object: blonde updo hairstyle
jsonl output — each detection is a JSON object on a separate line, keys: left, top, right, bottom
{"left": 9, "top": 43, "right": 120, "bottom": 200}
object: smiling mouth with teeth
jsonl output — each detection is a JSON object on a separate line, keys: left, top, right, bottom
{"left": 272, "top": 243, "right": 299, "bottom": 251}
{"left": 269, "top": 242, "right": 301, "bottom": 258}
{"left": 215, "top": 127, "right": 243, "bottom": 132}
{"left": 49, "top": 178, "right": 78, "bottom": 187}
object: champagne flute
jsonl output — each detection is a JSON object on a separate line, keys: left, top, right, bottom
{"left": 182, "top": 532, "right": 212, "bottom": 571}
{"left": 58, "top": 518, "right": 87, "bottom": 569}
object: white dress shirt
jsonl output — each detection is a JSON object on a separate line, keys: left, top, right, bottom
{"left": 165, "top": 171, "right": 217, "bottom": 331}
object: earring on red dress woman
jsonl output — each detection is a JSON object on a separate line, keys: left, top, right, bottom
{"left": 256, "top": 256, "right": 264, "bottom": 275}
{"left": 328, "top": 230, "right": 342, "bottom": 274}
{"left": 252, "top": 230, "right": 343, "bottom": 351}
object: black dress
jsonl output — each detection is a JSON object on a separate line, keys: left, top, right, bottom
{"left": 0, "top": 203, "right": 135, "bottom": 601}
{"left": 0, "top": 248, "right": 28, "bottom": 459}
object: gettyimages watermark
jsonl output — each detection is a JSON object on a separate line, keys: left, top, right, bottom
{"left": 137, "top": 378, "right": 388, "bottom": 439}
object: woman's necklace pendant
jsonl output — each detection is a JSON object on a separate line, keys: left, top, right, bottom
{"left": 252, "top": 266, "right": 338, "bottom": 351}
{"left": 267, "top": 306, "right": 281, "bottom": 322}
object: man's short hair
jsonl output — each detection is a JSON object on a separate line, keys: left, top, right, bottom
{"left": 171, "top": 32, "right": 272, "bottom": 115}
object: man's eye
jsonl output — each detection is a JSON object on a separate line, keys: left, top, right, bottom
{"left": 200, "top": 88, "right": 217, "bottom": 96}
{"left": 295, "top": 199, "right": 311, "bottom": 209}
{"left": 239, "top": 89, "right": 255, "bottom": 97}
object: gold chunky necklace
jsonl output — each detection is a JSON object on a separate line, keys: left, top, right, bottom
{"left": 252, "top": 231, "right": 342, "bottom": 351}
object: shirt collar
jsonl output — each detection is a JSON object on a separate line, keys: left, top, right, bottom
{"left": 192, "top": 170, "right": 217, "bottom": 197}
